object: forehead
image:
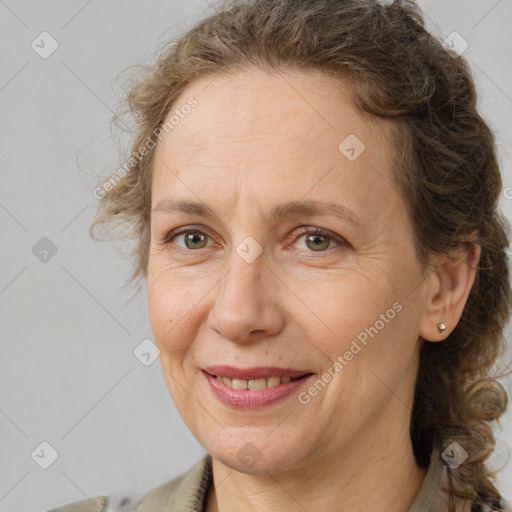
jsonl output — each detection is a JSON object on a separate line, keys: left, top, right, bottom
{"left": 160, "top": 67, "right": 388, "bottom": 155}
{"left": 151, "top": 67, "right": 400, "bottom": 221}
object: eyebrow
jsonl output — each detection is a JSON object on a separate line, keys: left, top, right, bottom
{"left": 152, "top": 198, "right": 362, "bottom": 228}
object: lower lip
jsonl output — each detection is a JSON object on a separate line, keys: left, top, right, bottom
{"left": 203, "top": 371, "right": 313, "bottom": 408}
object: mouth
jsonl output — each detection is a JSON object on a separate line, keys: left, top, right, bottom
{"left": 202, "top": 366, "right": 315, "bottom": 408}
{"left": 202, "top": 366, "right": 314, "bottom": 391}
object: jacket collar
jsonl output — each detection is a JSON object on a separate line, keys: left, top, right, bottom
{"left": 409, "top": 447, "right": 446, "bottom": 512}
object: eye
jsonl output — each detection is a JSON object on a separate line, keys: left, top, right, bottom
{"left": 165, "top": 228, "right": 215, "bottom": 250}
{"left": 291, "top": 227, "right": 344, "bottom": 253}
{"left": 160, "top": 225, "right": 347, "bottom": 254}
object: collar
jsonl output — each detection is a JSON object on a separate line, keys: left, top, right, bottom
{"left": 134, "top": 453, "right": 213, "bottom": 512}
{"left": 408, "top": 447, "right": 446, "bottom": 512}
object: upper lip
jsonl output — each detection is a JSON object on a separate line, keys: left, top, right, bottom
{"left": 203, "top": 365, "right": 314, "bottom": 380}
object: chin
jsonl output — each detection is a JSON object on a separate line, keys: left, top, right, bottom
{"left": 206, "top": 433, "right": 307, "bottom": 475}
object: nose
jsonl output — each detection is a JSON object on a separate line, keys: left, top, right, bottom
{"left": 206, "top": 251, "right": 285, "bottom": 345}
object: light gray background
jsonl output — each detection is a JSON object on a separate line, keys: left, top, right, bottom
{"left": 0, "top": 1, "right": 511, "bottom": 510}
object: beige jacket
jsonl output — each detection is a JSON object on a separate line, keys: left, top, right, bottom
{"left": 47, "top": 449, "right": 504, "bottom": 512}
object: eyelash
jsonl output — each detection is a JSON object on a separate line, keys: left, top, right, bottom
{"left": 160, "top": 225, "right": 348, "bottom": 256}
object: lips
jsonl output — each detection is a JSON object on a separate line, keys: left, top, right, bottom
{"left": 202, "top": 367, "right": 315, "bottom": 408}
{"left": 203, "top": 365, "right": 313, "bottom": 380}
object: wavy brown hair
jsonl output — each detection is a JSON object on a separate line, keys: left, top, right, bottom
{"left": 90, "top": 0, "right": 512, "bottom": 509}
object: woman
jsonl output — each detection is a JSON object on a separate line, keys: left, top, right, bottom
{"left": 50, "top": 0, "right": 512, "bottom": 510}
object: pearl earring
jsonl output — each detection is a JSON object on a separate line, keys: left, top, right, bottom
{"left": 437, "top": 322, "right": 446, "bottom": 333}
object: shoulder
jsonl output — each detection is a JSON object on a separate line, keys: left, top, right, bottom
{"left": 46, "top": 495, "right": 109, "bottom": 512}
{"left": 46, "top": 454, "right": 212, "bottom": 512}
{"left": 46, "top": 494, "right": 144, "bottom": 512}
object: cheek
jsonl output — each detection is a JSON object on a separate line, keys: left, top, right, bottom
{"left": 147, "top": 271, "right": 201, "bottom": 357}
{"left": 303, "top": 270, "right": 396, "bottom": 357}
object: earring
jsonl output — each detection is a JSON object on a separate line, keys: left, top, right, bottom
{"left": 437, "top": 322, "right": 446, "bottom": 333}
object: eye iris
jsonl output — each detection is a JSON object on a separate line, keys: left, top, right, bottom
{"left": 185, "top": 231, "right": 208, "bottom": 249}
{"left": 306, "top": 234, "right": 330, "bottom": 251}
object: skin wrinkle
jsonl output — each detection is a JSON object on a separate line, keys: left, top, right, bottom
{"left": 145, "top": 67, "right": 479, "bottom": 512}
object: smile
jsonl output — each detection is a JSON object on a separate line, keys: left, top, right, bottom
{"left": 202, "top": 369, "right": 314, "bottom": 408}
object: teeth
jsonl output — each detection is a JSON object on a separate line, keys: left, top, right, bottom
{"left": 232, "top": 378, "right": 247, "bottom": 390}
{"left": 215, "top": 375, "right": 303, "bottom": 390}
{"left": 248, "top": 378, "right": 267, "bottom": 390}
{"left": 267, "top": 376, "right": 281, "bottom": 388}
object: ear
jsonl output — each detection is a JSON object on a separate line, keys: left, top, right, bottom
{"left": 419, "top": 237, "right": 481, "bottom": 342}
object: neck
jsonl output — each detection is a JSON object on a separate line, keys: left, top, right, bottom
{"left": 205, "top": 417, "right": 427, "bottom": 512}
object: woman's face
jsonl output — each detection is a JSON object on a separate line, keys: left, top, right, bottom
{"left": 147, "top": 67, "right": 430, "bottom": 473}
